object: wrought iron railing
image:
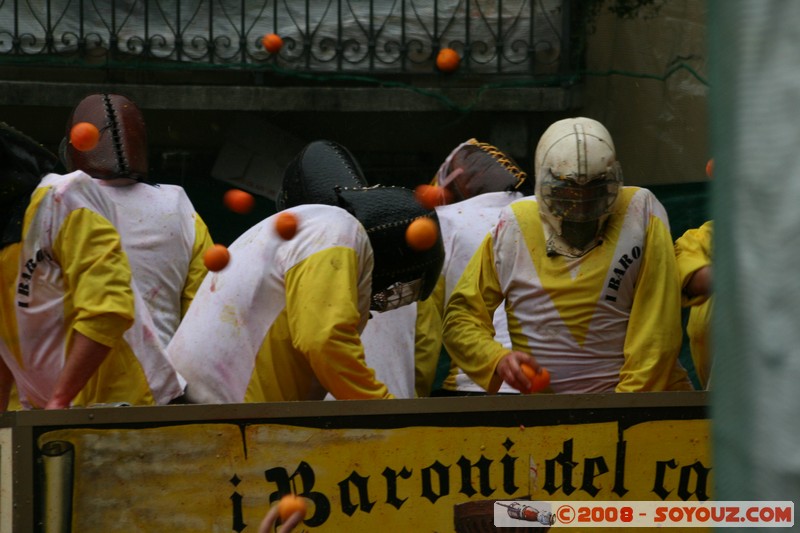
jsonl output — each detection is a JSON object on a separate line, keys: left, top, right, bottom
{"left": 0, "top": 0, "right": 573, "bottom": 82}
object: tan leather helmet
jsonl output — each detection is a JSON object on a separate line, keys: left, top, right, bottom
{"left": 534, "top": 117, "right": 622, "bottom": 257}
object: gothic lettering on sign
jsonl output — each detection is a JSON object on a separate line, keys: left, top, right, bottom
{"left": 653, "top": 459, "right": 711, "bottom": 501}
{"left": 382, "top": 466, "right": 412, "bottom": 509}
{"left": 501, "top": 452, "right": 519, "bottom": 494}
{"left": 339, "top": 472, "right": 375, "bottom": 516}
{"left": 677, "top": 461, "right": 711, "bottom": 501}
{"left": 581, "top": 455, "right": 609, "bottom": 497}
{"left": 237, "top": 434, "right": 710, "bottom": 528}
{"left": 612, "top": 438, "right": 629, "bottom": 498}
{"left": 456, "top": 455, "right": 495, "bottom": 497}
{"left": 543, "top": 438, "right": 580, "bottom": 495}
{"left": 229, "top": 475, "right": 245, "bottom": 533}
{"left": 420, "top": 460, "right": 450, "bottom": 503}
{"left": 264, "top": 461, "right": 331, "bottom": 527}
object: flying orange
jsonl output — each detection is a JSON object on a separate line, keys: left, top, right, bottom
{"left": 203, "top": 244, "right": 230, "bottom": 272}
{"left": 223, "top": 189, "right": 255, "bottom": 214}
{"left": 405, "top": 217, "right": 438, "bottom": 251}
{"left": 70, "top": 122, "right": 100, "bottom": 151}
{"left": 275, "top": 211, "right": 298, "bottom": 240}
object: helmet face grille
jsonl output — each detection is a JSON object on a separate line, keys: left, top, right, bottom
{"left": 539, "top": 169, "right": 621, "bottom": 223}
{"left": 335, "top": 187, "right": 444, "bottom": 309}
{"left": 533, "top": 117, "right": 622, "bottom": 257}
{"left": 369, "top": 279, "right": 423, "bottom": 312}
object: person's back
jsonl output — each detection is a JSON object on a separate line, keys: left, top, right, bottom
{"left": 63, "top": 93, "right": 213, "bottom": 348}
{"left": 168, "top": 140, "right": 445, "bottom": 403}
{"left": 99, "top": 182, "right": 211, "bottom": 347}
{"left": 168, "top": 203, "right": 382, "bottom": 402}
{"left": 12, "top": 170, "right": 185, "bottom": 408}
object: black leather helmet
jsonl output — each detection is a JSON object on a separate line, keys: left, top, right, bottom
{"left": 280, "top": 140, "right": 444, "bottom": 310}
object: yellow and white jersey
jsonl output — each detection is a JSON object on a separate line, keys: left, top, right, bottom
{"left": 444, "top": 187, "right": 692, "bottom": 394}
{"left": 4, "top": 171, "right": 185, "bottom": 408}
{"left": 356, "top": 304, "right": 418, "bottom": 398}
{"left": 97, "top": 180, "right": 213, "bottom": 347}
{"left": 0, "top": 243, "right": 23, "bottom": 410}
{"left": 167, "top": 204, "right": 393, "bottom": 403}
{"left": 323, "top": 299, "right": 429, "bottom": 399}
{"left": 675, "top": 220, "right": 713, "bottom": 388}
{"left": 437, "top": 191, "right": 523, "bottom": 394}
{"left": 675, "top": 221, "right": 713, "bottom": 306}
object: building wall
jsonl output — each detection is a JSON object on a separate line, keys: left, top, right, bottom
{"left": 0, "top": 0, "right": 711, "bottom": 242}
{"left": 584, "top": 0, "right": 710, "bottom": 187}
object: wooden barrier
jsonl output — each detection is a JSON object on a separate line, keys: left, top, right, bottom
{"left": 0, "top": 392, "right": 709, "bottom": 532}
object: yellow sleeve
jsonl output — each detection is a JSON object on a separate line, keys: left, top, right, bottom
{"left": 617, "top": 214, "right": 690, "bottom": 392}
{"left": 674, "top": 220, "right": 713, "bottom": 307}
{"left": 413, "top": 277, "right": 444, "bottom": 397}
{"left": 0, "top": 243, "right": 22, "bottom": 366}
{"left": 54, "top": 208, "right": 134, "bottom": 348}
{"left": 285, "top": 246, "right": 392, "bottom": 400}
{"left": 181, "top": 212, "right": 214, "bottom": 317}
{"left": 442, "top": 235, "right": 509, "bottom": 393}
{"left": 687, "top": 298, "right": 713, "bottom": 389}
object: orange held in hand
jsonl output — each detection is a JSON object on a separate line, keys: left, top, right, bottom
{"left": 405, "top": 217, "right": 438, "bottom": 251}
{"left": 262, "top": 33, "right": 284, "bottom": 53}
{"left": 275, "top": 211, "right": 298, "bottom": 240}
{"left": 414, "top": 184, "right": 450, "bottom": 209}
{"left": 520, "top": 363, "right": 550, "bottom": 393}
{"left": 223, "top": 189, "right": 255, "bottom": 214}
{"left": 278, "top": 493, "right": 307, "bottom": 521}
{"left": 203, "top": 244, "right": 230, "bottom": 272}
{"left": 436, "top": 47, "right": 461, "bottom": 73}
{"left": 70, "top": 122, "right": 100, "bottom": 151}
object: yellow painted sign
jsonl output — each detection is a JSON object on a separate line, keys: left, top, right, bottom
{"left": 37, "top": 418, "right": 711, "bottom": 532}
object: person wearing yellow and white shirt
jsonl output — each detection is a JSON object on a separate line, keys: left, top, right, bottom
{"left": 0, "top": 95, "right": 202, "bottom": 410}
{"left": 0, "top": 122, "right": 63, "bottom": 411}
{"left": 63, "top": 93, "right": 213, "bottom": 350}
{"left": 4, "top": 170, "right": 185, "bottom": 409}
{"left": 443, "top": 117, "right": 692, "bottom": 393}
{"left": 167, "top": 140, "right": 445, "bottom": 402}
{"left": 675, "top": 220, "right": 713, "bottom": 388}
{"left": 414, "top": 138, "right": 534, "bottom": 396}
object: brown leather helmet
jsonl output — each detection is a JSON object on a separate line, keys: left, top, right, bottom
{"left": 63, "top": 93, "right": 148, "bottom": 182}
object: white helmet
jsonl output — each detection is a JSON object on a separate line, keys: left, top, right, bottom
{"left": 534, "top": 117, "right": 622, "bottom": 257}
